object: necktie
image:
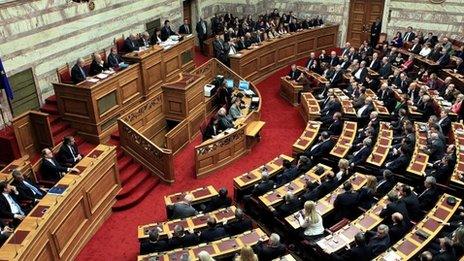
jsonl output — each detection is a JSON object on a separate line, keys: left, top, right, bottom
{"left": 23, "top": 180, "right": 42, "bottom": 196}
{"left": 79, "top": 67, "right": 86, "bottom": 78}
{"left": 7, "top": 194, "right": 24, "bottom": 216}
{"left": 185, "top": 26, "right": 189, "bottom": 34}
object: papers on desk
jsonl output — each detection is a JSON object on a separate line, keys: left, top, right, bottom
{"left": 96, "top": 73, "right": 108, "bottom": 79}
{"left": 251, "top": 97, "right": 260, "bottom": 103}
{"left": 103, "top": 70, "right": 115, "bottom": 74}
{"left": 381, "top": 250, "right": 402, "bottom": 261}
{"left": 244, "top": 89, "right": 255, "bottom": 96}
{"left": 86, "top": 78, "right": 99, "bottom": 83}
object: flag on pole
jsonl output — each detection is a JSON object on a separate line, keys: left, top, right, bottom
{"left": 0, "top": 58, "right": 13, "bottom": 100}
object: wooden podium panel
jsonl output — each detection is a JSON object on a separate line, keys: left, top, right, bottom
{"left": 230, "top": 25, "right": 339, "bottom": 82}
{"left": 280, "top": 77, "right": 303, "bottom": 106}
{"left": 0, "top": 145, "right": 120, "bottom": 261}
{"left": 163, "top": 35, "right": 196, "bottom": 82}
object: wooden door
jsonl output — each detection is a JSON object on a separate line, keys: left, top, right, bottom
{"left": 346, "top": 0, "right": 384, "bottom": 47}
{"left": 183, "top": 0, "right": 192, "bottom": 23}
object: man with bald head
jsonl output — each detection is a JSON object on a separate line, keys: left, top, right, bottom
{"left": 89, "top": 53, "right": 107, "bottom": 76}
{"left": 124, "top": 33, "right": 139, "bottom": 52}
{"left": 40, "top": 148, "right": 80, "bottom": 182}
{"left": 71, "top": 58, "right": 87, "bottom": 84}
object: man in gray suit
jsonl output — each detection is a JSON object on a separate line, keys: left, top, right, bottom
{"left": 171, "top": 194, "right": 198, "bottom": 219}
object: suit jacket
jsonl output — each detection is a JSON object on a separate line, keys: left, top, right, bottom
{"left": 140, "top": 239, "right": 170, "bottom": 255}
{"left": 385, "top": 154, "right": 409, "bottom": 173}
{"left": 376, "top": 178, "right": 396, "bottom": 196}
{"left": 321, "top": 100, "right": 342, "bottom": 117}
{"left": 418, "top": 102, "right": 436, "bottom": 121}
{"left": 409, "top": 44, "right": 422, "bottom": 54}
{"left": 276, "top": 167, "right": 298, "bottom": 186}
{"left": 107, "top": 53, "right": 124, "bottom": 68}
{"left": 288, "top": 69, "right": 301, "bottom": 81}
{"left": 403, "top": 32, "right": 416, "bottom": 42}
{"left": 426, "top": 138, "right": 446, "bottom": 162}
{"left": 199, "top": 226, "right": 226, "bottom": 242}
{"left": 328, "top": 120, "right": 343, "bottom": 136}
{"left": 196, "top": 20, "right": 208, "bottom": 38}
{"left": 350, "top": 146, "right": 371, "bottom": 166}
{"left": 353, "top": 67, "right": 368, "bottom": 83}
{"left": 202, "top": 124, "right": 219, "bottom": 141}
{"left": 329, "top": 56, "right": 340, "bottom": 67}
{"left": 334, "top": 191, "right": 360, "bottom": 219}
{"left": 367, "top": 232, "right": 390, "bottom": 257}
{"left": 57, "top": 143, "right": 80, "bottom": 166}
{"left": 305, "top": 139, "right": 335, "bottom": 159}
{"left": 10, "top": 179, "right": 45, "bottom": 201}
{"left": 40, "top": 158, "right": 69, "bottom": 182}
{"left": 389, "top": 220, "right": 409, "bottom": 243}
{"left": 160, "top": 26, "right": 176, "bottom": 41}
{"left": 437, "top": 53, "right": 451, "bottom": 67}
{"left": 438, "top": 116, "right": 452, "bottom": 136}
{"left": 329, "top": 70, "right": 344, "bottom": 85}
{"left": 204, "top": 196, "right": 232, "bottom": 212}
{"left": 252, "top": 180, "right": 274, "bottom": 196}
{"left": 418, "top": 187, "right": 439, "bottom": 210}
{"left": 401, "top": 194, "right": 421, "bottom": 221}
{"left": 340, "top": 245, "right": 371, "bottom": 261}
{"left": 340, "top": 61, "right": 351, "bottom": 70}
{"left": 178, "top": 24, "right": 191, "bottom": 34}
{"left": 225, "top": 217, "right": 253, "bottom": 236}
{"left": 169, "top": 232, "right": 200, "bottom": 249}
{"left": 71, "top": 64, "right": 87, "bottom": 84}
{"left": 378, "top": 89, "right": 396, "bottom": 112}
{"left": 456, "top": 63, "right": 464, "bottom": 74}
{"left": 89, "top": 60, "right": 107, "bottom": 76}
{"left": 253, "top": 241, "right": 286, "bottom": 261}
{"left": 368, "top": 59, "right": 381, "bottom": 71}
{"left": 276, "top": 198, "right": 301, "bottom": 217}
{"left": 171, "top": 202, "right": 198, "bottom": 219}
{"left": 380, "top": 201, "right": 410, "bottom": 224}
{"left": 0, "top": 193, "right": 22, "bottom": 219}
{"left": 379, "top": 63, "right": 392, "bottom": 79}
{"left": 123, "top": 38, "right": 138, "bottom": 52}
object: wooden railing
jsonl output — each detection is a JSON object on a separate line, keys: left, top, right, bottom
{"left": 118, "top": 119, "right": 174, "bottom": 183}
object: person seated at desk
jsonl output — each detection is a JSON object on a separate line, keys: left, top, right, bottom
{"left": 225, "top": 208, "right": 253, "bottom": 236}
{"left": 379, "top": 57, "right": 393, "bottom": 80}
{"left": 385, "top": 146, "right": 410, "bottom": 173}
{"left": 40, "top": 148, "right": 80, "bottom": 182}
{"left": 88, "top": 53, "right": 108, "bottom": 76}
{"left": 320, "top": 94, "right": 342, "bottom": 124}
{"left": 365, "top": 224, "right": 391, "bottom": 258}
{"left": 389, "top": 212, "right": 410, "bottom": 244}
{"left": 123, "top": 34, "right": 139, "bottom": 53}
{"left": 301, "top": 171, "right": 338, "bottom": 202}
{"left": 417, "top": 176, "right": 439, "bottom": 211}
{"left": 275, "top": 159, "right": 298, "bottom": 186}
{"left": 169, "top": 224, "right": 199, "bottom": 249}
{"left": 376, "top": 170, "right": 396, "bottom": 196}
{"left": 275, "top": 192, "right": 301, "bottom": 217}
{"left": 335, "top": 232, "right": 371, "bottom": 261}
{"left": 390, "top": 31, "right": 403, "bottom": 47}
{"left": 327, "top": 112, "right": 344, "bottom": 136}
{"left": 277, "top": 24, "right": 287, "bottom": 35}
{"left": 287, "top": 64, "right": 302, "bottom": 82}
{"left": 228, "top": 97, "right": 243, "bottom": 121}
{"left": 199, "top": 217, "right": 227, "bottom": 242}
{"left": 416, "top": 95, "right": 437, "bottom": 121}
{"left": 357, "top": 97, "right": 374, "bottom": 120}
{"left": 349, "top": 137, "right": 373, "bottom": 168}
{"left": 107, "top": 47, "right": 125, "bottom": 69}
{"left": 409, "top": 38, "right": 422, "bottom": 54}
{"left": 202, "top": 117, "right": 220, "bottom": 141}
{"left": 304, "top": 131, "right": 335, "bottom": 160}
{"left": 451, "top": 94, "right": 464, "bottom": 117}
{"left": 335, "top": 159, "right": 350, "bottom": 184}
{"left": 236, "top": 245, "right": 258, "bottom": 261}
{"left": 305, "top": 52, "right": 319, "bottom": 72}
{"left": 347, "top": 59, "right": 359, "bottom": 74}
{"left": 400, "top": 55, "right": 415, "bottom": 73}
{"left": 377, "top": 83, "right": 396, "bottom": 112}
{"left": 160, "top": 20, "right": 178, "bottom": 41}
{"left": 357, "top": 176, "right": 378, "bottom": 209}
{"left": 428, "top": 45, "right": 443, "bottom": 62}
{"left": 170, "top": 194, "right": 198, "bottom": 219}
{"left": 253, "top": 233, "right": 286, "bottom": 260}
{"left": 353, "top": 60, "right": 368, "bottom": 83}
{"left": 380, "top": 190, "right": 410, "bottom": 225}
{"left": 319, "top": 49, "right": 329, "bottom": 64}
{"left": 392, "top": 52, "right": 404, "bottom": 67}
{"left": 399, "top": 185, "right": 421, "bottom": 222}
{"left": 71, "top": 58, "right": 88, "bottom": 84}
{"left": 140, "top": 228, "right": 169, "bottom": 255}
{"left": 436, "top": 48, "right": 451, "bottom": 67}
{"left": 178, "top": 18, "right": 191, "bottom": 35}
{"left": 217, "top": 107, "right": 234, "bottom": 132}
{"left": 368, "top": 52, "right": 381, "bottom": 71}
{"left": 11, "top": 169, "right": 45, "bottom": 203}
{"left": 251, "top": 172, "right": 274, "bottom": 196}
{"left": 0, "top": 181, "right": 26, "bottom": 225}
{"left": 296, "top": 200, "right": 324, "bottom": 241}
{"left": 420, "top": 42, "right": 433, "bottom": 57}
{"left": 328, "top": 51, "right": 340, "bottom": 67}
{"left": 421, "top": 132, "right": 445, "bottom": 162}
{"left": 57, "top": 136, "right": 82, "bottom": 167}
{"left": 138, "top": 31, "right": 151, "bottom": 48}
{"left": 296, "top": 155, "right": 312, "bottom": 175}
{"left": 333, "top": 181, "right": 360, "bottom": 220}
{"left": 204, "top": 188, "right": 232, "bottom": 212}
{"left": 339, "top": 55, "right": 351, "bottom": 71}
{"left": 455, "top": 58, "right": 464, "bottom": 74}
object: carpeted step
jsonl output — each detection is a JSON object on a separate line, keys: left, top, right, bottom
{"left": 53, "top": 128, "right": 76, "bottom": 145}
{"left": 110, "top": 131, "right": 120, "bottom": 141}
{"left": 78, "top": 142, "right": 95, "bottom": 157}
{"left": 51, "top": 122, "right": 70, "bottom": 136}
{"left": 116, "top": 148, "right": 124, "bottom": 159}
{"left": 118, "top": 162, "right": 142, "bottom": 185}
{"left": 48, "top": 115, "right": 61, "bottom": 125}
{"left": 117, "top": 155, "right": 133, "bottom": 171}
{"left": 106, "top": 138, "right": 120, "bottom": 147}
{"left": 40, "top": 103, "right": 59, "bottom": 115}
{"left": 112, "top": 174, "right": 160, "bottom": 211}
{"left": 74, "top": 136, "right": 85, "bottom": 146}
{"left": 116, "top": 168, "right": 150, "bottom": 199}
{"left": 45, "top": 95, "right": 57, "bottom": 105}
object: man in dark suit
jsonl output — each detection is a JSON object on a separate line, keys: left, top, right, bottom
{"left": 140, "top": 228, "right": 169, "bottom": 255}
{"left": 409, "top": 38, "right": 422, "bottom": 54}
{"left": 370, "top": 18, "right": 382, "bottom": 47}
{"left": 388, "top": 212, "right": 410, "bottom": 243}
{"left": 368, "top": 52, "right": 381, "bottom": 71}
{"left": 71, "top": 58, "right": 87, "bottom": 84}
{"left": 0, "top": 181, "right": 25, "bottom": 223}
{"left": 333, "top": 181, "right": 359, "bottom": 220}
{"left": 178, "top": 19, "right": 191, "bottom": 34}
{"left": 11, "top": 169, "right": 45, "bottom": 203}
{"left": 328, "top": 51, "right": 340, "bottom": 67}
{"left": 89, "top": 53, "right": 107, "bottom": 76}
{"left": 366, "top": 224, "right": 391, "bottom": 257}
{"left": 252, "top": 172, "right": 274, "bottom": 196}
{"left": 327, "top": 112, "right": 344, "bottom": 136}
{"left": 379, "top": 57, "right": 392, "bottom": 79}
{"left": 304, "top": 131, "right": 335, "bottom": 159}
{"left": 276, "top": 192, "right": 301, "bottom": 217}
{"left": 275, "top": 160, "right": 298, "bottom": 186}
{"left": 301, "top": 171, "right": 338, "bottom": 201}
{"left": 225, "top": 208, "right": 253, "bottom": 236}
{"left": 287, "top": 64, "right": 302, "bottom": 81}
{"left": 253, "top": 233, "right": 286, "bottom": 260}
{"left": 336, "top": 232, "right": 371, "bottom": 260}
{"left": 305, "top": 52, "right": 319, "bottom": 72}
{"left": 329, "top": 65, "right": 344, "bottom": 86}
{"left": 160, "top": 20, "right": 178, "bottom": 41}
{"left": 436, "top": 49, "right": 451, "bottom": 67}
{"left": 123, "top": 34, "right": 139, "bottom": 53}
{"left": 170, "top": 194, "right": 198, "bottom": 219}
{"left": 385, "top": 147, "right": 410, "bottom": 173}
{"left": 422, "top": 132, "right": 445, "bottom": 162}
{"left": 403, "top": 27, "right": 415, "bottom": 42}
{"left": 169, "top": 224, "right": 200, "bottom": 248}
{"left": 438, "top": 109, "right": 452, "bottom": 136}
{"left": 40, "top": 148, "right": 80, "bottom": 182}
{"left": 353, "top": 61, "right": 368, "bottom": 83}
{"left": 204, "top": 188, "right": 232, "bottom": 212}
{"left": 376, "top": 170, "right": 396, "bottom": 196}
{"left": 57, "top": 136, "right": 82, "bottom": 167}
{"left": 417, "top": 176, "right": 439, "bottom": 210}
{"left": 417, "top": 95, "right": 437, "bottom": 122}
{"left": 377, "top": 83, "right": 396, "bottom": 112}
{"left": 199, "top": 217, "right": 227, "bottom": 242}
{"left": 320, "top": 94, "right": 342, "bottom": 123}
{"left": 107, "top": 47, "right": 124, "bottom": 69}
{"left": 399, "top": 185, "right": 421, "bottom": 222}
{"left": 455, "top": 58, "right": 464, "bottom": 74}
{"left": 196, "top": 18, "right": 208, "bottom": 53}
{"left": 213, "top": 34, "right": 229, "bottom": 66}
{"left": 380, "top": 191, "right": 410, "bottom": 225}
{"left": 349, "top": 138, "right": 372, "bottom": 167}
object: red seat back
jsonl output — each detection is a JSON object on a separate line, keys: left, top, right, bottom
{"left": 57, "top": 64, "right": 72, "bottom": 84}
{"left": 114, "top": 36, "right": 125, "bottom": 54}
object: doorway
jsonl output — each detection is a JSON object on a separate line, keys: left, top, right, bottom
{"left": 346, "top": 0, "right": 385, "bottom": 47}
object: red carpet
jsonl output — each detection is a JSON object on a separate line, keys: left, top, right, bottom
{"left": 75, "top": 55, "right": 306, "bottom": 260}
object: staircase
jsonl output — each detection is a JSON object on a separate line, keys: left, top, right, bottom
{"left": 41, "top": 95, "right": 160, "bottom": 211}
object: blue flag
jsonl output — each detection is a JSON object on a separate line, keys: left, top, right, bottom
{"left": 0, "top": 58, "right": 13, "bottom": 100}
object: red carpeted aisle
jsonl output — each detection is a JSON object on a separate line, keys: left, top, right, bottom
{"left": 76, "top": 56, "right": 306, "bottom": 261}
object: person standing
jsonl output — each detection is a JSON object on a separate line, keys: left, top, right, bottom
{"left": 370, "top": 18, "right": 382, "bottom": 48}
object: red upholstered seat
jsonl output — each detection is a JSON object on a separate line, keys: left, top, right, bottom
{"left": 114, "top": 36, "right": 125, "bottom": 54}
{"left": 33, "top": 159, "right": 57, "bottom": 188}
{"left": 57, "top": 64, "right": 72, "bottom": 84}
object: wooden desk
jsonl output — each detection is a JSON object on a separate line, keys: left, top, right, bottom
{"left": 280, "top": 77, "right": 303, "bottom": 106}
{"left": 330, "top": 121, "right": 357, "bottom": 158}
{"left": 397, "top": 48, "right": 439, "bottom": 70}
{"left": 285, "top": 173, "right": 367, "bottom": 230}
{"left": 0, "top": 156, "right": 32, "bottom": 182}
{"left": 230, "top": 25, "right": 339, "bottom": 83}
{"left": 138, "top": 206, "right": 237, "bottom": 240}
{"left": 451, "top": 123, "right": 464, "bottom": 187}
{"left": 299, "top": 92, "right": 321, "bottom": 122}
{"left": 259, "top": 164, "right": 332, "bottom": 209}
{"left": 164, "top": 185, "right": 218, "bottom": 206}
{"left": 233, "top": 155, "right": 294, "bottom": 192}
{"left": 366, "top": 123, "right": 393, "bottom": 167}
{"left": 53, "top": 64, "right": 144, "bottom": 143}
{"left": 245, "top": 121, "right": 265, "bottom": 137}
{"left": 442, "top": 68, "right": 464, "bottom": 91}
{"left": 137, "top": 228, "right": 268, "bottom": 261}
{"left": 375, "top": 194, "right": 461, "bottom": 260}
{"left": 316, "top": 184, "right": 402, "bottom": 255}
{"left": 406, "top": 122, "right": 429, "bottom": 176}
{"left": 292, "top": 121, "right": 321, "bottom": 155}
{"left": 333, "top": 89, "right": 356, "bottom": 116}
{"left": 0, "top": 145, "right": 120, "bottom": 261}
{"left": 365, "top": 89, "right": 390, "bottom": 116}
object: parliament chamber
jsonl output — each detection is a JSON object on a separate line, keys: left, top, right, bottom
{"left": 1, "top": 0, "right": 464, "bottom": 261}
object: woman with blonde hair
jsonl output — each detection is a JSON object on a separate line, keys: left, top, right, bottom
{"left": 335, "top": 158, "right": 350, "bottom": 183}
{"left": 296, "top": 200, "right": 324, "bottom": 240}
{"left": 235, "top": 245, "right": 258, "bottom": 261}
{"left": 198, "top": 250, "right": 215, "bottom": 261}
{"left": 357, "top": 175, "right": 378, "bottom": 209}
